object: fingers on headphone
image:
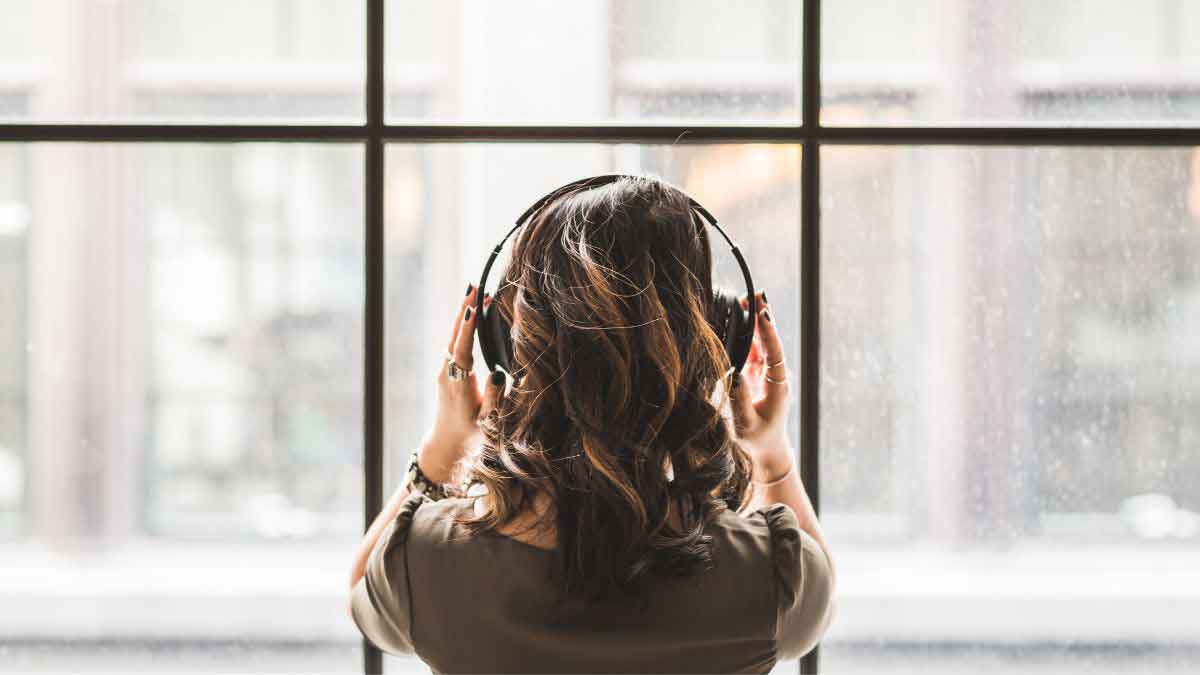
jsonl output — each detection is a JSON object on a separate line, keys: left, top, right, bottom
{"left": 746, "top": 335, "right": 761, "bottom": 364}
{"left": 453, "top": 291, "right": 478, "bottom": 368}
{"left": 449, "top": 284, "right": 481, "bottom": 354}
{"left": 756, "top": 305, "right": 782, "bottom": 359}
{"left": 480, "top": 369, "right": 507, "bottom": 418}
{"left": 754, "top": 289, "right": 768, "bottom": 313}
{"left": 755, "top": 304, "right": 790, "bottom": 405}
{"left": 740, "top": 289, "right": 765, "bottom": 308}
{"left": 729, "top": 371, "right": 756, "bottom": 425}
{"left": 750, "top": 290, "right": 769, "bottom": 363}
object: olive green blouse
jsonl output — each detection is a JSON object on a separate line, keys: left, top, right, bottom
{"left": 351, "top": 492, "right": 834, "bottom": 674}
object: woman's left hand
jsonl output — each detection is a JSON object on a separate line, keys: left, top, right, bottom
{"left": 418, "top": 284, "right": 508, "bottom": 484}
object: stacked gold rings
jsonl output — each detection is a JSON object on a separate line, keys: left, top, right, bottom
{"left": 765, "top": 357, "right": 787, "bottom": 384}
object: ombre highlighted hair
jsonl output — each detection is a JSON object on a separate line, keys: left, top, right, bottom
{"left": 454, "top": 174, "right": 753, "bottom": 603}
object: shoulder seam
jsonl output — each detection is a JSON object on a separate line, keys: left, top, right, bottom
{"left": 403, "top": 521, "right": 418, "bottom": 659}
{"left": 753, "top": 506, "right": 784, "bottom": 659}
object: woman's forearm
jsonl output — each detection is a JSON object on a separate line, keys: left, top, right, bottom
{"left": 348, "top": 436, "right": 463, "bottom": 593}
{"left": 349, "top": 480, "right": 413, "bottom": 592}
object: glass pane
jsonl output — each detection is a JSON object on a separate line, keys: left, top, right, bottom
{"left": 821, "top": 145, "right": 1200, "bottom": 673}
{"left": 0, "top": 1, "right": 363, "bottom": 122}
{"left": 824, "top": 0, "right": 1200, "bottom": 125}
{"left": 386, "top": 1, "right": 801, "bottom": 123}
{"left": 383, "top": 143, "right": 801, "bottom": 672}
{"left": 0, "top": 143, "right": 364, "bottom": 671}
{"left": 0, "top": 147, "right": 25, "bottom": 536}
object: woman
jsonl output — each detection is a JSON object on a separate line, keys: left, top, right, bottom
{"left": 349, "top": 175, "right": 836, "bottom": 673}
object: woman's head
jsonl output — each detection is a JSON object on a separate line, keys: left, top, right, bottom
{"left": 457, "top": 174, "right": 754, "bottom": 602}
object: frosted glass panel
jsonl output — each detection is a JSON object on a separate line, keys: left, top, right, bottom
{"left": 0, "top": 143, "right": 364, "bottom": 671}
{"left": 387, "top": 0, "right": 802, "bottom": 123}
{"left": 825, "top": 0, "right": 1200, "bottom": 125}
{"left": 821, "top": 145, "right": 1200, "bottom": 673}
{"left": 0, "top": 0, "right": 363, "bottom": 122}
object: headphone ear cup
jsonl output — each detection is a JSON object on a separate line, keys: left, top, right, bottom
{"left": 711, "top": 288, "right": 754, "bottom": 372}
{"left": 478, "top": 299, "right": 516, "bottom": 374}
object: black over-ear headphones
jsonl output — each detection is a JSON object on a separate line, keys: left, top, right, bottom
{"left": 473, "top": 174, "right": 758, "bottom": 375}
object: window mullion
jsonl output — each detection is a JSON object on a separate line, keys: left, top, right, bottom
{"left": 800, "top": 0, "right": 822, "bottom": 673}
{"left": 364, "top": 0, "right": 386, "bottom": 674}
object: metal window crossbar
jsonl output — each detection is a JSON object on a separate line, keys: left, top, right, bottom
{"left": 3, "top": 124, "right": 1200, "bottom": 143}
{"left": 0, "top": 2, "right": 1197, "bottom": 675}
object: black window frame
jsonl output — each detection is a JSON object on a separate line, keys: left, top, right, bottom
{"left": 4, "top": 1, "right": 1200, "bottom": 673}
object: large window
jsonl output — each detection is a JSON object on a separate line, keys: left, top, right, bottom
{"left": 1, "top": 2, "right": 1198, "bottom": 674}
{"left": 0, "top": 143, "right": 364, "bottom": 672}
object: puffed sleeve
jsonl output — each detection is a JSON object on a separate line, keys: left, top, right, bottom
{"left": 350, "top": 491, "right": 427, "bottom": 656}
{"left": 756, "top": 502, "right": 835, "bottom": 661}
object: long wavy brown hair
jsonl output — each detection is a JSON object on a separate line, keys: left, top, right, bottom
{"left": 454, "top": 174, "right": 754, "bottom": 603}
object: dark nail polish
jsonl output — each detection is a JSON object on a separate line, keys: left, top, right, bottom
{"left": 465, "top": 283, "right": 473, "bottom": 296}
{"left": 761, "top": 289, "right": 768, "bottom": 305}
{"left": 464, "top": 307, "right": 472, "bottom": 321}
{"left": 762, "top": 310, "right": 772, "bottom": 322}
{"left": 491, "top": 371, "right": 505, "bottom": 386}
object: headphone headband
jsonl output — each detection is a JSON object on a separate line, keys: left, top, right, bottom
{"left": 474, "top": 173, "right": 758, "bottom": 372}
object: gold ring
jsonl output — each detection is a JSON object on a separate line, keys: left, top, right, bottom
{"left": 767, "top": 357, "right": 786, "bottom": 369}
{"left": 765, "top": 372, "right": 787, "bottom": 384}
{"left": 447, "top": 360, "right": 470, "bottom": 382}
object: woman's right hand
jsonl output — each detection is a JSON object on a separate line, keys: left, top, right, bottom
{"left": 419, "top": 284, "right": 505, "bottom": 485}
{"left": 729, "top": 290, "right": 795, "bottom": 482}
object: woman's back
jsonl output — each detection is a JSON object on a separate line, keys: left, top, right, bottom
{"left": 351, "top": 492, "right": 835, "bottom": 674}
{"left": 348, "top": 174, "right": 837, "bottom": 672}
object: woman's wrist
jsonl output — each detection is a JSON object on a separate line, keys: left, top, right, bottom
{"left": 416, "top": 434, "right": 467, "bottom": 485}
{"left": 750, "top": 446, "right": 797, "bottom": 484}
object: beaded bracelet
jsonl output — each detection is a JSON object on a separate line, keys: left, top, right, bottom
{"left": 403, "top": 450, "right": 466, "bottom": 501}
